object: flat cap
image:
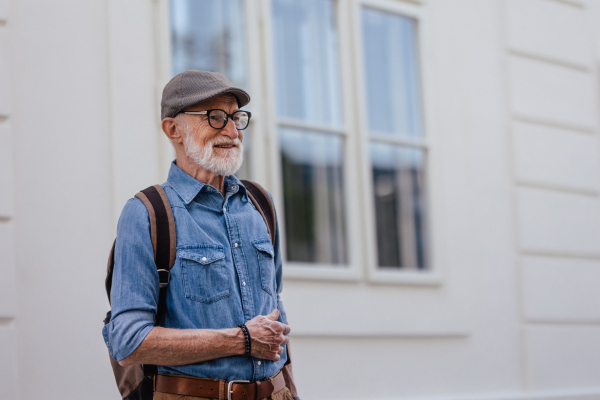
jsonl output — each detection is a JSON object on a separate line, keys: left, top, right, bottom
{"left": 161, "top": 70, "right": 250, "bottom": 120}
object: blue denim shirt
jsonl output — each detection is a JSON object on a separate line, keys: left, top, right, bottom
{"left": 102, "top": 161, "right": 288, "bottom": 381}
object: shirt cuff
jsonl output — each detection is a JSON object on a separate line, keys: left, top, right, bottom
{"left": 102, "top": 310, "right": 155, "bottom": 361}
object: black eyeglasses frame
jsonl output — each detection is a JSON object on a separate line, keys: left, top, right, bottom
{"left": 181, "top": 109, "right": 252, "bottom": 130}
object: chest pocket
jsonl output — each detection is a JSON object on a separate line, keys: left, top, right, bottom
{"left": 179, "top": 246, "right": 230, "bottom": 304}
{"left": 252, "top": 239, "right": 275, "bottom": 296}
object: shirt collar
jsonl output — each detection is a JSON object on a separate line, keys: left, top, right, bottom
{"left": 166, "top": 161, "right": 249, "bottom": 205}
{"left": 225, "top": 174, "right": 249, "bottom": 201}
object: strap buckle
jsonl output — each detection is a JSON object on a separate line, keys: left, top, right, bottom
{"left": 227, "top": 380, "right": 250, "bottom": 400}
{"left": 157, "top": 269, "right": 170, "bottom": 288}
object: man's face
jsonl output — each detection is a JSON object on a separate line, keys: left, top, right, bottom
{"left": 178, "top": 94, "right": 244, "bottom": 176}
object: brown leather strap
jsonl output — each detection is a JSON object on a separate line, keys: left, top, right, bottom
{"left": 155, "top": 371, "right": 286, "bottom": 400}
{"left": 241, "top": 180, "right": 277, "bottom": 247}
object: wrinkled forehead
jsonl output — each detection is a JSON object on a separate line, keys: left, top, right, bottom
{"left": 185, "top": 93, "right": 239, "bottom": 112}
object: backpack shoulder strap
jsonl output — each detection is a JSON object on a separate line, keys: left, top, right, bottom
{"left": 106, "top": 184, "right": 176, "bottom": 304}
{"left": 241, "top": 180, "right": 277, "bottom": 246}
{"left": 134, "top": 184, "right": 176, "bottom": 274}
{"left": 134, "top": 184, "right": 176, "bottom": 327}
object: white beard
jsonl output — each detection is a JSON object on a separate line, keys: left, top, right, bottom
{"left": 183, "top": 127, "right": 244, "bottom": 176}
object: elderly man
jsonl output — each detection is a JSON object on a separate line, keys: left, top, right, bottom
{"left": 102, "top": 71, "right": 296, "bottom": 400}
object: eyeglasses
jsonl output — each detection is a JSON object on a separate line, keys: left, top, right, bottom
{"left": 182, "top": 109, "right": 252, "bottom": 130}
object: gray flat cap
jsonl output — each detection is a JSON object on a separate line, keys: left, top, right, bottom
{"left": 161, "top": 70, "right": 250, "bottom": 120}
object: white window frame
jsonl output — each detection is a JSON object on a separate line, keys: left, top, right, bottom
{"left": 153, "top": 0, "right": 444, "bottom": 285}
{"left": 350, "top": 0, "right": 442, "bottom": 285}
{"left": 259, "top": 0, "right": 363, "bottom": 281}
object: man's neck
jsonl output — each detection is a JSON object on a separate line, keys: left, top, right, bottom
{"left": 175, "top": 156, "right": 226, "bottom": 196}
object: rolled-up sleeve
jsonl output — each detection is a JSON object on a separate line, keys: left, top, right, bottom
{"left": 102, "top": 198, "right": 159, "bottom": 361}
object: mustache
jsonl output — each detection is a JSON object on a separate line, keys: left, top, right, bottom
{"left": 210, "top": 137, "right": 242, "bottom": 147}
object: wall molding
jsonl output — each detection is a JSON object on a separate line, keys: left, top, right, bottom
{"left": 507, "top": 49, "right": 590, "bottom": 73}
{"left": 371, "top": 390, "right": 600, "bottom": 400}
{"left": 290, "top": 330, "right": 468, "bottom": 339}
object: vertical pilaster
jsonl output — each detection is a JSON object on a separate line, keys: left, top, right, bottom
{"left": 504, "top": 0, "right": 600, "bottom": 391}
{"left": 0, "top": 0, "right": 18, "bottom": 398}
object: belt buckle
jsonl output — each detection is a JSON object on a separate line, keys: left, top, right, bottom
{"left": 227, "top": 380, "right": 250, "bottom": 400}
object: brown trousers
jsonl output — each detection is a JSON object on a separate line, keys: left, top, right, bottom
{"left": 153, "top": 386, "right": 294, "bottom": 400}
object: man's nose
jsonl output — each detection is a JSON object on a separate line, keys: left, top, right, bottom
{"left": 221, "top": 117, "right": 239, "bottom": 140}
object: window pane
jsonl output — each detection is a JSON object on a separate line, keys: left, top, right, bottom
{"left": 362, "top": 8, "right": 421, "bottom": 138}
{"left": 370, "top": 143, "right": 428, "bottom": 269}
{"left": 280, "top": 128, "right": 347, "bottom": 264}
{"left": 272, "top": 0, "right": 342, "bottom": 126}
{"left": 170, "top": 0, "right": 247, "bottom": 89}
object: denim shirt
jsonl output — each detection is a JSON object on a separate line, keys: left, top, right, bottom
{"left": 102, "top": 161, "right": 288, "bottom": 381}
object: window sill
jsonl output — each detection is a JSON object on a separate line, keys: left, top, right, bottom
{"left": 368, "top": 268, "right": 443, "bottom": 286}
{"left": 282, "top": 263, "right": 443, "bottom": 286}
{"left": 282, "top": 263, "right": 361, "bottom": 282}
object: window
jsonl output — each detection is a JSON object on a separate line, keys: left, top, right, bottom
{"left": 165, "top": 0, "right": 432, "bottom": 279}
{"left": 361, "top": 7, "right": 429, "bottom": 270}
{"left": 272, "top": 0, "right": 349, "bottom": 265}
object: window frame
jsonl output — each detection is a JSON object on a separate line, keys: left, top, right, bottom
{"left": 260, "top": 0, "right": 363, "bottom": 281}
{"left": 350, "top": 0, "right": 442, "bottom": 285}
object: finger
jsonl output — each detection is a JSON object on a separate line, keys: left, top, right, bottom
{"left": 276, "top": 334, "right": 285, "bottom": 345}
{"left": 278, "top": 346, "right": 284, "bottom": 355}
{"left": 281, "top": 336, "right": 290, "bottom": 346}
{"left": 267, "top": 308, "right": 279, "bottom": 321}
{"left": 280, "top": 323, "right": 291, "bottom": 336}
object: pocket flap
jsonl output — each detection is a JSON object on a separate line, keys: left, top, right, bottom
{"left": 252, "top": 239, "right": 274, "bottom": 258}
{"left": 179, "top": 247, "right": 225, "bottom": 265}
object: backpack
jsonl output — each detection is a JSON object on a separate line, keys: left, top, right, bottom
{"left": 103, "top": 181, "right": 298, "bottom": 400}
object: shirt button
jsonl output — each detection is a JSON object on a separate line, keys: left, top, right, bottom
{"left": 242, "top": 281, "right": 246, "bottom": 286}
{"left": 223, "top": 207, "right": 226, "bottom": 213}
{"left": 234, "top": 243, "right": 238, "bottom": 248}
{"left": 202, "top": 257, "right": 207, "bottom": 262}
{"left": 257, "top": 361, "right": 261, "bottom": 366}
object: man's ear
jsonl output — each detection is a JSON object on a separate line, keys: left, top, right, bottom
{"left": 162, "top": 117, "right": 184, "bottom": 144}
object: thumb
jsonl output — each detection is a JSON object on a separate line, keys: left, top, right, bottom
{"left": 267, "top": 308, "right": 279, "bottom": 321}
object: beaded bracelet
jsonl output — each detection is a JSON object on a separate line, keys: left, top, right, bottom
{"left": 237, "top": 323, "right": 252, "bottom": 357}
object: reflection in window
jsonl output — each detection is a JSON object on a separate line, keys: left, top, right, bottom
{"left": 280, "top": 129, "right": 347, "bottom": 264}
{"left": 170, "top": 0, "right": 247, "bottom": 88}
{"left": 362, "top": 9, "right": 421, "bottom": 138}
{"left": 362, "top": 8, "right": 428, "bottom": 269}
{"left": 273, "top": 0, "right": 341, "bottom": 126}
{"left": 170, "top": 0, "right": 251, "bottom": 179}
{"left": 371, "top": 144, "right": 427, "bottom": 269}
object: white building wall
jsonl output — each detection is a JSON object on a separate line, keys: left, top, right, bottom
{"left": 8, "top": 0, "right": 118, "bottom": 398}
{"left": 1, "top": 1, "right": 599, "bottom": 400}
{"left": 505, "top": 0, "right": 600, "bottom": 394}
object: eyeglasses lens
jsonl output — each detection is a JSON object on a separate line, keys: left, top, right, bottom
{"left": 208, "top": 110, "right": 228, "bottom": 129}
{"left": 233, "top": 112, "right": 249, "bottom": 130}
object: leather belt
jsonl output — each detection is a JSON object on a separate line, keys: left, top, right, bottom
{"left": 155, "top": 370, "right": 286, "bottom": 400}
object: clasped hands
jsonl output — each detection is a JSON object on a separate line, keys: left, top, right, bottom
{"left": 245, "top": 309, "right": 291, "bottom": 361}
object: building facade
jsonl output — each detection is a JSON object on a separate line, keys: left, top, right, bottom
{"left": 1, "top": 0, "right": 600, "bottom": 399}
